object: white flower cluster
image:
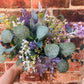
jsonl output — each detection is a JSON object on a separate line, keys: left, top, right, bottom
{"left": 19, "top": 39, "right": 33, "bottom": 71}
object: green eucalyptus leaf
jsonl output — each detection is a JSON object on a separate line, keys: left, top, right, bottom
{"left": 80, "top": 44, "right": 84, "bottom": 50}
{"left": 60, "top": 13, "right": 65, "bottom": 21}
{"left": 30, "top": 18, "right": 35, "bottom": 28}
{"left": 23, "top": 64, "right": 28, "bottom": 71}
{"left": 16, "top": 59, "right": 22, "bottom": 67}
{"left": 44, "top": 6, "right": 47, "bottom": 19}
{"left": 0, "top": 45, "right": 5, "bottom": 54}
{"left": 9, "top": 51, "right": 16, "bottom": 60}
{"left": 59, "top": 42, "right": 75, "bottom": 56}
{"left": 14, "top": 25, "right": 29, "bottom": 42}
{"left": 36, "top": 41, "right": 43, "bottom": 48}
{"left": 31, "top": 9, "right": 38, "bottom": 20}
{"left": 0, "top": 54, "right": 7, "bottom": 63}
{"left": 44, "top": 44, "right": 59, "bottom": 59}
{"left": 56, "top": 59, "right": 69, "bottom": 73}
{"left": 1, "top": 29, "right": 13, "bottom": 43}
{"left": 5, "top": 46, "right": 16, "bottom": 52}
{"left": 37, "top": 26, "right": 49, "bottom": 40}
{"left": 39, "top": 2, "right": 42, "bottom": 12}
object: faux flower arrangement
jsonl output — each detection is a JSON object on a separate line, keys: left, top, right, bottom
{"left": 0, "top": 2, "right": 83, "bottom": 79}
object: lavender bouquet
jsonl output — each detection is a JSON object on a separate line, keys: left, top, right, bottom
{"left": 0, "top": 2, "right": 83, "bottom": 78}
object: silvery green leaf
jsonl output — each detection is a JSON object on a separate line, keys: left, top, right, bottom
{"left": 59, "top": 42, "right": 75, "bottom": 56}
{"left": 36, "top": 41, "right": 43, "bottom": 48}
{"left": 23, "top": 64, "right": 28, "bottom": 71}
{"left": 30, "top": 18, "right": 35, "bottom": 28}
{"left": 1, "top": 29, "right": 13, "bottom": 43}
{"left": 39, "top": 2, "right": 42, "bottom": 12}
{"left": 16, "top": 59, "right": 21, "bottom": 66}
{"left": 0, "top": 45, "right": 5, "bottom": 54}
{"left": 37, "top": 26, "right": 49, "bottom": 40}
{"left": 5, "top": 46, "right": 16, "bottom": 52}
{"left": 31, "top": 9, "right": 38, "bottom": 20}
{"left": 44, "top": 7, "right": 47, "bottom": 19}
{"left": 56, "top": 60, "right": 69, "bottom": 73}
{"left": 44, "top": 44, "right": 59, "bottom": 59}
{"left": 0, "top": 54, "right": 7, "bottom": 63}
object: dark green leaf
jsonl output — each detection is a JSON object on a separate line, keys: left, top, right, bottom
{"left": 75, "top": 59, "right": 79, "bottom": 62}
{"left": 0, "top": 54, "right": 7, "bottom": 63}
{"left": 80, "top": 44, "right": 84, "bottom": 50}
{"left": 75, "top": 49, "right": 79, "bottom": 53}
{"left": 23, "top": 64, "right": 28, "bottom": 71}
{"left": 60, "top": 13, "right": 65, "bottom": 21}
{"left": 9, "top": 51, "right": 16, "bottom": 60}
{"left": 36, "top": 41, "right": 43, "bottom": 48}
{"left": 0, "top": 45, "right": 5, "bottom": 54}
{"left": 5, "top": 46, "right": 16, "bottom": 52}
{"left": 80, "top": 61, "right": 83, "bottom": 65}
{"left": 71, "top": 59, "right": 74, "bottom": 62}
{"left": 16, "top": 59, "right": 21, "bottom": 66}
{"left": 67, "top": 27, "right": 72, "bottom": 33}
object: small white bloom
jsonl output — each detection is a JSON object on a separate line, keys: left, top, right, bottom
{"left": 23, "top": 61, "right": 26, "bottom": 65}
{"left": 17, "top": 18, "right": 20, "bottom": 20}
{"left": 22, "top": 47, "right": 25, "bottom": 50}
{"left": 26, "top": 56, "right": 28, "bottom": 59}
{"left": 25, "top": 52, "right": 27, "bottom": 55}
{"left": 27, "top": 49, "right": 30, "bottom": 53}
{"left": 24, "top": 45, "right": 26, "bottom": 48}
{"left": 19, "top": 50, "right": 22, "bottom": 53}
{"left": 12, "top": 21, "right": 17, "bottom": 27}
{"left": 22, "top": 39, "right": 25, "bottom": 42}
{"left": 19, "top": 56, "right": 22, "bottom": 59}
{"left": 17, "top": 22, "right": 21, "bottom": 24}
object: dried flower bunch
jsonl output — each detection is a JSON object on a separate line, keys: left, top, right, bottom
{"left": 0, "top": 2, "right": 83, "bottom": 78}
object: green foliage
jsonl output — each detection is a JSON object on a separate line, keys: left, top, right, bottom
{"left": 5, "top": 46, "right": 16, "bottom": 52}
{"left": 31, "top": 9, "right": 38, "bottom": 20}
{"left": 9, "top": 51, "right": 16, "bottom": 60}
{"left": 16, "top": 59, "right": 22, "bottom": 66}
{"left": 67, "top": 27, "right": 72, "bottom": 33}
{"left": 0, "top": 45, "right": 5, "bottom": 54}
{"left": 44, "top": 44, "right": 59, "bottom": 59}
{"left": 0, "top": 44, "right": 16, "bottom": 62}
{"left": 59, "top": 42, "right": 75, "bottom": 56}
{"left": 80, "top": 44, "right": 84, "bottom": 50}
{"left": 23, "top": 64, "right": 28, "bottom": 71}
{"left": 60, "top": 13, "right": 65, "bottom": 21}
{"left": 1, "top": 29, "right": 13, "bottom": 43}
{"left": 37, "top": 26, "right": 49, "bottom": 40}
{"left": 13, "top": 25, "right": 29, "bottom": 42}
{"left": 56, "top": 59, "right": 69, "bottom": 73}
{"left": 36, "top": 41, "right": 43, "bottom": 48}
{"left": 0, "top": 54, "right": 7, "bottom": 63}
{"left": 39, "top": 2, "right": 42, "bottom": 12}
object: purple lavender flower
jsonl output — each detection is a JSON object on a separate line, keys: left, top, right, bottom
{"left": 51, "top": 57, "right": 61, "bottom": 63}
{"left": 30, "top": 41, "right": 37, "bottom": 49}
{"left": 20, "top": 7, "right": 31, "bottom": 26}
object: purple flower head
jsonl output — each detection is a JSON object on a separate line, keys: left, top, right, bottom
{"left": 51, "top": 57, "right": 61, "bottom": 64}
{"left": 30, "top": 41, "right": 37, "bottom": 49}
{"left": 20, "top": 7, "right": 31, "bottom": 26}
{"left": 65, "top": 22, "right": 70, "bottom": 30}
